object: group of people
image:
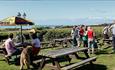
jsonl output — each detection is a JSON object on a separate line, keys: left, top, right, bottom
{"left": 71, "top": 25, "right": 97, "bottom": 54}
{"left": 2, "top": 32, "right": 41, "bottom": 65}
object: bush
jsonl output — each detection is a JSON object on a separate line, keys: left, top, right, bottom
{"left": 93, "top": 26, "right": 104, "bottom": 38}
{"left": 37, "top": 30, "right": 47, "bottom": 41}
{"left": 0, "top": 33, "right": 9, "bottom": 41}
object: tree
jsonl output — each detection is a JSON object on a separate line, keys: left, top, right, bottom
{"left": 23, "top": 12, "right": 26, "bottom": 18}
{"left": 17, "top": 12, "right": 21, "bottom": 17}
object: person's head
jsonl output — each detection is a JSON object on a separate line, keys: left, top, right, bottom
{"left": 9, "top": 33, "right": 13, "bottom": 39}
{"left": 88, "top": 26, "right": 92, "bottom": 31}
{"left": 85, "top": 26, "right": 88, "bottom": 31}
{"left": 73, "top": 26, "right": 76, "bottom": 30}
{"left": 80, "top": 25, "right": 84, "bottom": 28}
{"left": 32, "top": 33, "right": 37, "bottom": 39}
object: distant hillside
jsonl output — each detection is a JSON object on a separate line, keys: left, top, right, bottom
{"left": 38, "top": 18, "right": 114, "bottom": 25}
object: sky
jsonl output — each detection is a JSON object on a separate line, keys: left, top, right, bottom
{"left": 0, "top": 0, "right": 115, "bottom": 25}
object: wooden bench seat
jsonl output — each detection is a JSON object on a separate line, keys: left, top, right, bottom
{"left": 33, "top": 58, "right": 50, "bottom": 64}
{"left": 61, "top": 57, "right": 97, "bottom": 70}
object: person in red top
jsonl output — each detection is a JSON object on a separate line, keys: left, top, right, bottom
{"left": 79, "top": 26, "right": 84, "bottom": 37}
{"left": 79, "top": 25, "right": 84, "bottom": 47}
{"left": 87, "top": 26, "right": 95, "bottom": 54}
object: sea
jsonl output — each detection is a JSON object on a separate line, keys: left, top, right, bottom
{"left": 0, "top": 26, "right": 32, "bottom": 29}
{"left": 0, "top": 25, "right": 63, "bottom": 29}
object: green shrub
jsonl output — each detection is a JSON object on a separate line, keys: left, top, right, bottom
{"left": 93, "top": 26, "right": 104, "bottom": 38}
{"left": 0, "top": 33, "right": 9, "bottom": 41}
{"left": 36, "top": 30, "right": 47, "bottom": 41}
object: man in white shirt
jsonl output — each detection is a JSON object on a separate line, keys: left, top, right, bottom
{"left": 103, "top": 25, "right": 109, "bottom": 39}
{"left": 109, "top": 23, "right": 115, "bottom": 53}
{"left": 71, "top": 26, "right": 80, "bottom": 47}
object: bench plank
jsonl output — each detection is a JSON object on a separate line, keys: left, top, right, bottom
{"left": 61, "top": 57, "right": 97, "bottom": 70}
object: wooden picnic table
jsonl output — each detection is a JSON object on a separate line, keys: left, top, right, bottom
{"left": 53, "top": 37, "right": 72, "bottom": 47}
{"left": 38, "top": 47, "right": 96, "bottom": 70}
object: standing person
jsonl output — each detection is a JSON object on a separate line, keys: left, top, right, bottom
{"left": 103, "top": 25, "right": 109, "bottom": 39}
{"left": 82, "top": 26, "right": 88, "bottom": 47}
{"left": 109, "top": 23, "right": 115, "bottom": 53}
{"left": 71, "top": 26, "right": 80, "bottom": 47}
{"left": 79, "top": 25, "right": 84, "bottom": 45}
{"left": 87, "top": 27, "right": 95, "bottom": 54}
{"left": 71, "top": 26, "right": 77, "bottom": 47}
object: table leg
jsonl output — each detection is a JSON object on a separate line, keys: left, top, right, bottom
{"left": 38, "top": 57, "right": 46, "bottom": 70}
{"left": 53, "top": 58, "right": 61, "bottom": 70}
{"left": 84, "top": 50, "right": 90, "bottom": 58}
{"left": 73, "top": 52, "right": 80, "bottom": 59}
{"left": 69, "top": 40, "right": 72, "bottom": 44}
{"left": 65, "top": 55, "right": 71, "bottom": 63}
{"left": 84, "top": 50, "right": 93, "bottom": 64}
{"left": 51, "top": 58, "right": 55, "bottom": 65}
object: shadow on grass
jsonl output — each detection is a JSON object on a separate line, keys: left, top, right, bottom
{"left": 31, "top": 62, "right": 107, "bottom": 70}
{"left": 74, "top": 64, "right": 107, "bottom": 70}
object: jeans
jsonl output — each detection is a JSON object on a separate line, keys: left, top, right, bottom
{"left": 72, "top": 36, "right": 80, "bottom": 47}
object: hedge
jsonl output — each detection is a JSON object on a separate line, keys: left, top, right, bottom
{"left": 43, "top": 28, "right": 71, "bottom": 41}
{"left": 0, "top": 27, "right": 104, "bottom": 42}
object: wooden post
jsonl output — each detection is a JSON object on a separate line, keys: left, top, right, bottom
{"left": 20, "top": 25, "right": 24, "bottom": 44}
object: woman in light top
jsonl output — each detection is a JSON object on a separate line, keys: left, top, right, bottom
{"left": 31, "top": 33, "right": 41, "bottom": 56}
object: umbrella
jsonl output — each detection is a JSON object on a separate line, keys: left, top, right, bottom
{"left": 0, "top": 16, "right": 34, "bottom": 43}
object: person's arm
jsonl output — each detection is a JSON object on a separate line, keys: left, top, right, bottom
{"left": 0, "top": 43, "right": 5, "bottom": 48}
{"left": 78, "top": 29, "right": 80, "bottom": 37}
{"left": 86, "top": 31, "right": 88, "bottom": 35}
{"left": 31, "top": 40, "right": 36, "bottom": 47}
{"left": 102, "top": 27, "right": 106, "bottom": 34}
{"left": 93, "top": 32, "right": 96, "bottom": 39}
{"left": 71, "top": 30, "right": 74, "bottom": 36}
{"left": 109, "top": 25, "right": 113, "bottom": 33}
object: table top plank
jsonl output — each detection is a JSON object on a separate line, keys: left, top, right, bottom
{"left": 54, "top": 38, "right": 72, "bottom": 42}
{"left": 42, "top": 47, "right": 88, "bottom": 58}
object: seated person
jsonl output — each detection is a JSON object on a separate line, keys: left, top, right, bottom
{"left": 31, "top": 33, "right": 41, "bottom": 57}
{"left": 3, "top": 33, "right": 21, "bottom": 59}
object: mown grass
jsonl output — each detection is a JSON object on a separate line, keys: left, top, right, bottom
{"left": 0, "top": 44, "right": 115, "bottom": 70}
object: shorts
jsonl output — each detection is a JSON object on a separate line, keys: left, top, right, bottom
{"left": 32, "top": 47, "right": 40, "bottom": 55}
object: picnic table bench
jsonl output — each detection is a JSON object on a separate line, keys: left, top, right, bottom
{"left": 103, "top": 38, "right": 112, "bottom": 48}
{"left": 38, "top": 47, "right": 97, "bottom": 70}
{"left": 103, "top": 37, "right": 112, "bottom": 43}
{"left": 40, "top": 41, "right": 55, "bottom": 49}
{"left": 103, "top": 39, "right": 112, "bottom": 42}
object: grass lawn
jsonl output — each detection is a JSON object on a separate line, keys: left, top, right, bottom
{"left": 0, "top": 45, "right": 115, "bottom": 70}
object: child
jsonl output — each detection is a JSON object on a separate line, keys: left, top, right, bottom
{"left": 93, "top": 37, "right": 98, "bottom": 53}
{"left": 82, "top": 26, "right": 88, "bottom": 47}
